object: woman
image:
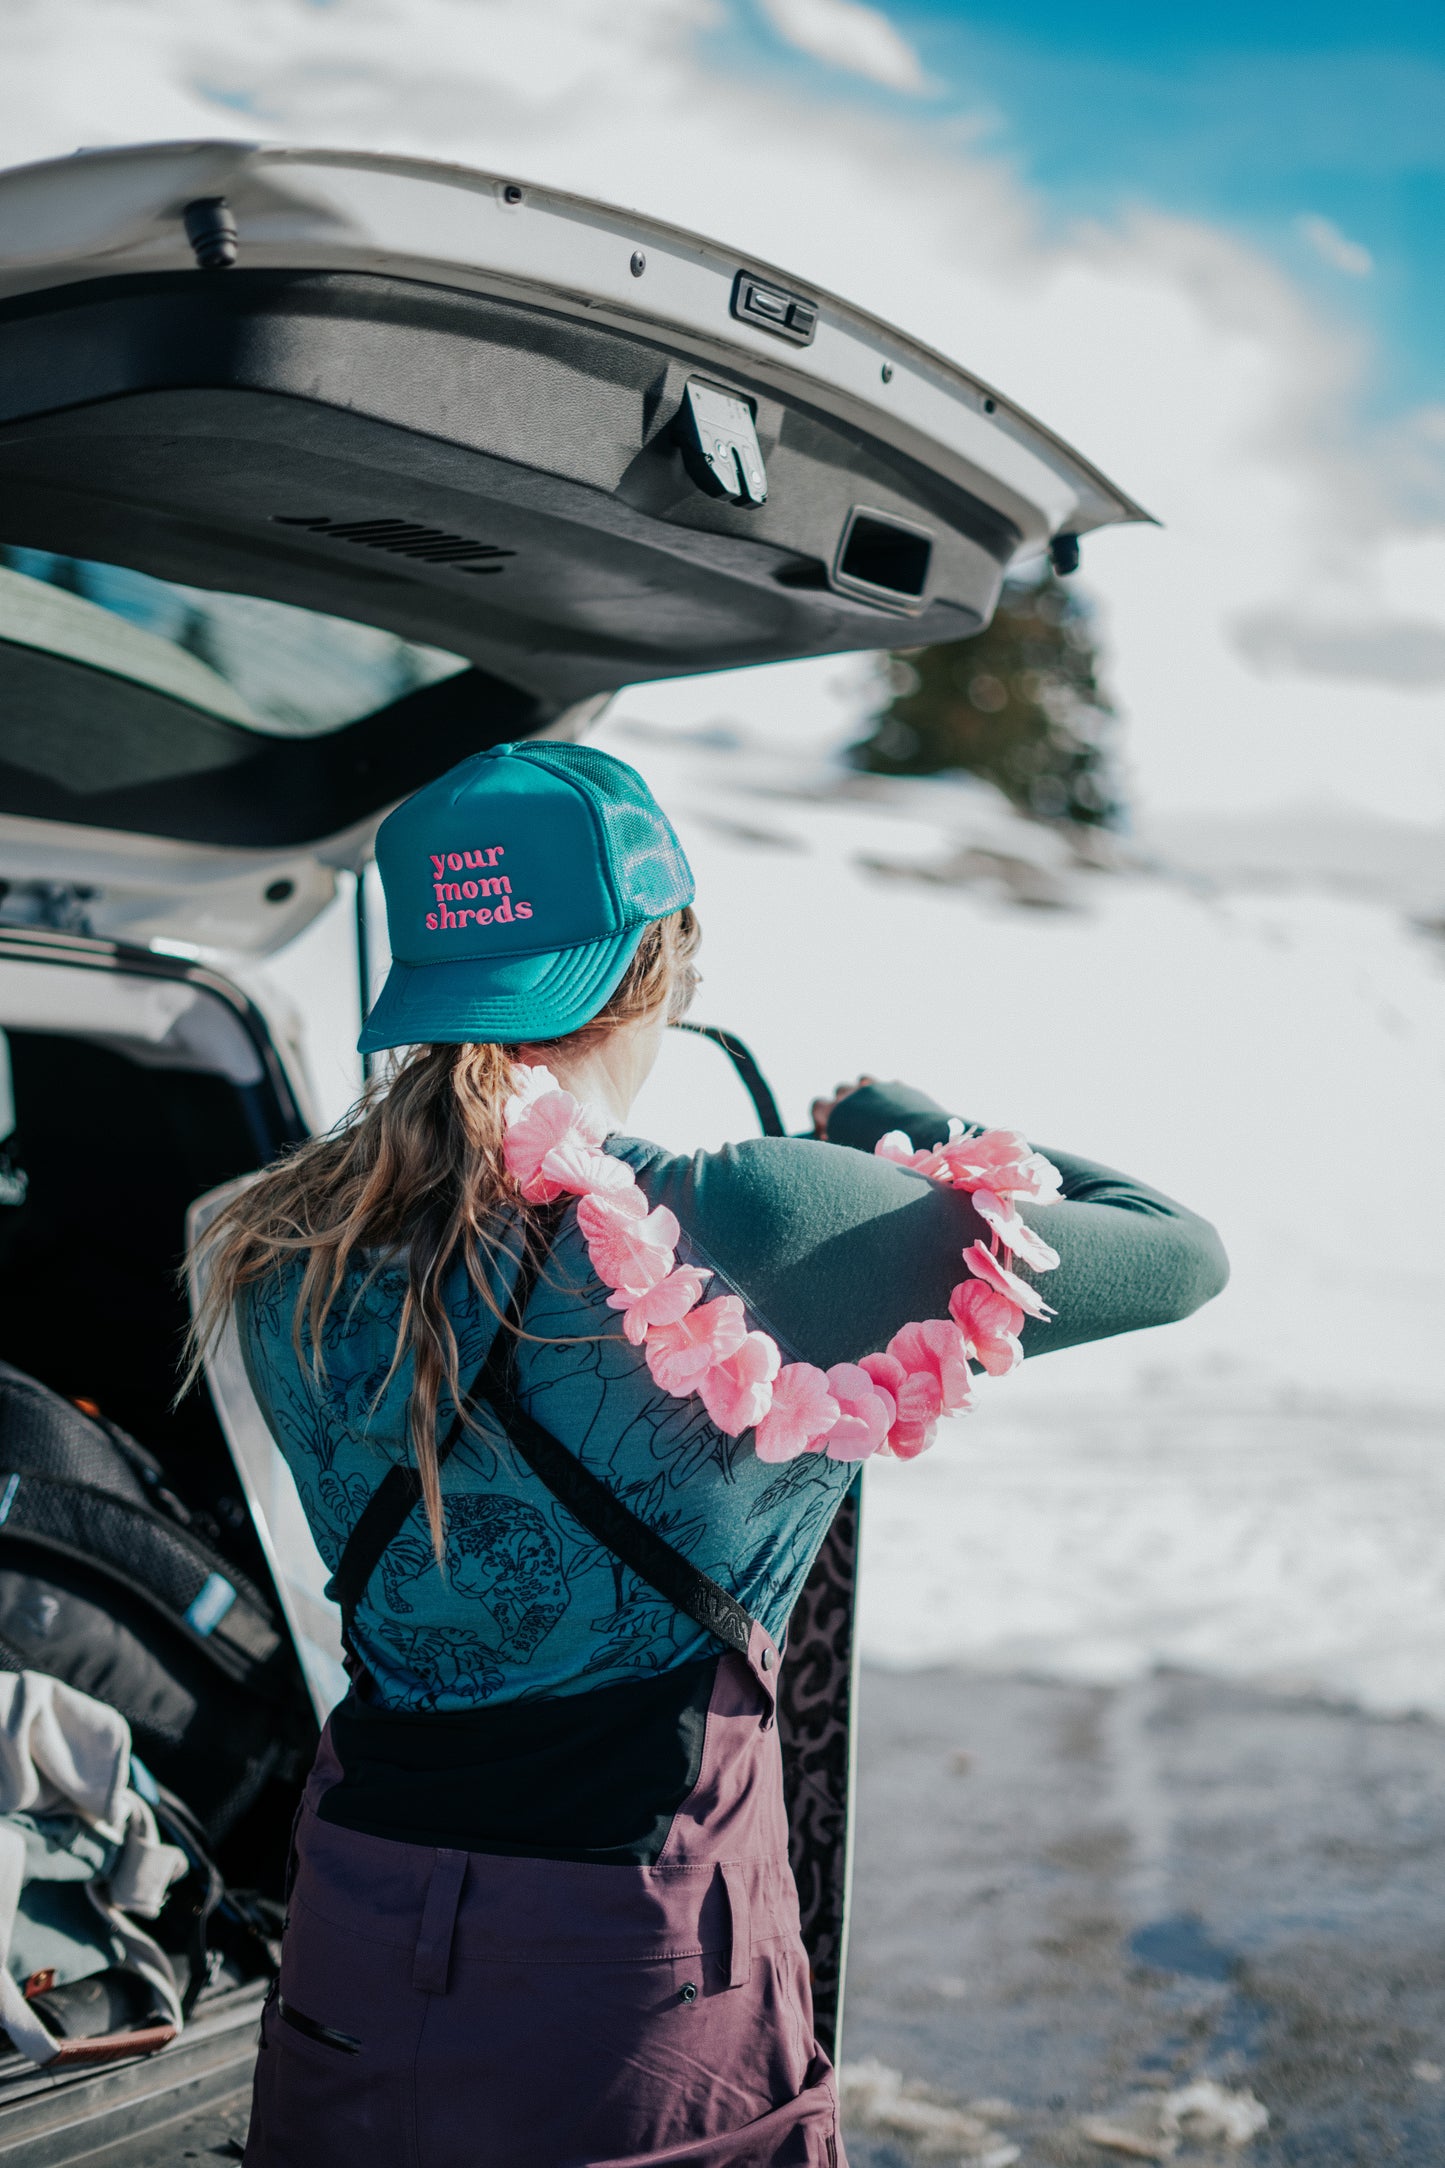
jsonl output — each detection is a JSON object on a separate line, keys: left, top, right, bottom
{"left": 197, "top": 739, "right": 1227, "bottom": 2167}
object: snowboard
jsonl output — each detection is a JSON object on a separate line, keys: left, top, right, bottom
{"left": 777, "top": 1477, "right": 861, "bottom": 2064}
{"left": 680, "top": 1024, "right": 863, "bottom": 2065}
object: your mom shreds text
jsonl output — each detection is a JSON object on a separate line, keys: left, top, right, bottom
{"left": 424, "top": 845, "right": 535, "bottom": 933}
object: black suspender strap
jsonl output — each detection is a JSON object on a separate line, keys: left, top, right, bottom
{"left": 326, "top": 1229, "right": 549, "bottom": 1655}
{"left": 327, "top": 1460, "right": 428, "bottom": 1657}
{"left": 327, "top": 1230, "right": 756, "bottom": 1665}
{"left": 482, "top": 1366, "right": 753, "bottom": 1658}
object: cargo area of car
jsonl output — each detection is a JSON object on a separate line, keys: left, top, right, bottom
{"left": 0, "top": 930, "right": 318, "bottom": 2160}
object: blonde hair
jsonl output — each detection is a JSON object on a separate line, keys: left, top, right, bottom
{"left": 188, "top": 907, "right": 700, "bottom": 1557}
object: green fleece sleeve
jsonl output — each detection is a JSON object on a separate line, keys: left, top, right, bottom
{"left": 625, "top": 1079, "right": 1227, "bottom": 1370}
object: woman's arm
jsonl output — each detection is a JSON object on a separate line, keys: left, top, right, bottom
{"left": 824, "top": 1079, "right": 1228, "bottom": 1356}
{"left": 625, "top": 1080, "right": 1227, "bottom": 1371}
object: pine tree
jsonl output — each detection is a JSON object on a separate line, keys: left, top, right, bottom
{"left": 850, "top": 566, "right": 1123, "bottom": 827}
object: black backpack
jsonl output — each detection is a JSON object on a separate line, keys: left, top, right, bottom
{"left": 0, "top": 1362, "right": 297, "bottom": 1837}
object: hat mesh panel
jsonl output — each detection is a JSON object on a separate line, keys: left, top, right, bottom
{"left": 516, "top": 742, "right": 693, "bottom": 920}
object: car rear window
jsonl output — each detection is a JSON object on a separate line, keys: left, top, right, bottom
{"left": 0, "top": 547, "right": 468, "bottom": 738}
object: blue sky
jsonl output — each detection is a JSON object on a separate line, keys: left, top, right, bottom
{"left": 733, "top": 0, "right": 1445, "bottom": 415}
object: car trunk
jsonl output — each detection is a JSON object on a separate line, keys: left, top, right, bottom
{"left": 0, "top": 138, "right": 1146, "bottom": 2159}
{"left": 0, "top": 930, "right": 311, "bottom": 2159}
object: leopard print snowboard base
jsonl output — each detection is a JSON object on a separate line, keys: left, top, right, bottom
{"left": 778, "top": 1478, "right": 861, "bottom": 2062}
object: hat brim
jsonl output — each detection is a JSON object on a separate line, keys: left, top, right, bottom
{"left": 357, "top": 923, "right": 647, "bottom": 1054}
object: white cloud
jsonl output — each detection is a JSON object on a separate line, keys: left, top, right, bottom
{"left": 1298, "top": 212, "right": 1374, "bottom": 277}
{"left": 0, "top": 0, "right": 1442, "bottom": 823}
{"left": 755, "top": 0, "right": 926, "bottom": 93}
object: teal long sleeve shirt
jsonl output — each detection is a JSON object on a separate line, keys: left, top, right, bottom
{"left": 241, "top": 1081, "right": 1227, "bottom": 1711}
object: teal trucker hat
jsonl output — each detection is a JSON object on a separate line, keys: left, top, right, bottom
{"left": 358, "top": 741, "right": 694, "bottom": 1052}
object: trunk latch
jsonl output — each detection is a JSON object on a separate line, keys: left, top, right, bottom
{"left": 676, "top": 382, "right": 768, "bottom": 509}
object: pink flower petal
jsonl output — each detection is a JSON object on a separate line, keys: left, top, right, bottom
{"left": 698, "top": 1332, "right": 781, "bottom": 1436}
{"left": 875, "top": 1121, "right": 1061, "bottom": 1209}
{"left": 755, "top": 1363, "right": 840, "bottom": 1463}
{"left": 961, "top": 1241, "right": 1055, "bottom": 1319}
{"left": 578, "top": 1192, "right": 679, "bottom": 1294}
{"left": 888, "top": 1417, "right": 939, "bottom": 1461}
{"left": 949, "top": 1279, "right": 1024, "bottom": 1338}
{"left": 971, "top": 1338, "right": 1021, "bottom": 1379}
{"left": 821, "top": 1362, "right": 896, "bottom": 1462}
{"left": 858, "top": 1350, "right": 906, "bottom": 1395}
{"left": 645, "top": 1295, "right": 749, "bottom": 1396}
{"left": 609, "top": 1264, "right": 712, "bottom": 1345}
{"left": 504, "top": 1062, "right": 564, "bottom": 1121}
{"left": 503, "top": 1087, "right": 610, "bottom": 1202}
{"left": 1007, "top": 1150, "right": 1062, "bottom": 1206}
{"left": 971, "top": 1188, "right": 1061, "bottom": 1274}
{"left": 538, "top": 1135, "right": 634, "bottom": 1199}
{"left": 886, "top": 1317, "right": 975, "bottom": 1415}
{"left": 938, "top": 1128, "right": 1061, "bottom": 1203}
{"left": 873, "top": 1131, "right": 949, "bottom": 1179}
{"left": 856, "top": 1353, "right": 936, "bottom": 1457}
{"left": 578, "top": 1183, "right": 648, "bottom": 1229}
{"left": 896, "top": 1368, "right": 945, "bottom": 1423}
{"left": 948, "top": 1280, "right": 1024, "bottom": 1375}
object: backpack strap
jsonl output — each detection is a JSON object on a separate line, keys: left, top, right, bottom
{"left": 0, "top": 1473, "right": 285, "bottom": 1686}
{"left": 328, "top": 1221, "right": 756, "bottom": 1667}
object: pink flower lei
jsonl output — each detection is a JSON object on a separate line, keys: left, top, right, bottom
{"left": 502, "top": 1067, "right": 1061, "bottom": 1466}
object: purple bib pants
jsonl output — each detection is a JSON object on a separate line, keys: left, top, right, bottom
{"left": 245, "top": 1622, "right": 845, "bottom": 2166}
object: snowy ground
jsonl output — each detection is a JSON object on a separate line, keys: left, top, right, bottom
{"left": 253, "top": 664, "right": 1445, "bottom": 1721}
{"left": 842, "top": 1661, "right": 1445, "bottom": 2166}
